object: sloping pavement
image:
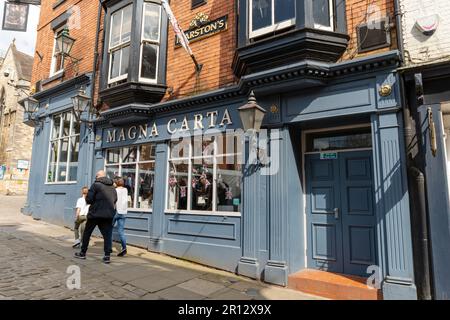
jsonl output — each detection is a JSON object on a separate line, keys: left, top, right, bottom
{"left": 0, "top": 195, "right": 323, "bottom": 300}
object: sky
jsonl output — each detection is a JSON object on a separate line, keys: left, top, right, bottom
{"left": 0, "top": 0, "right": 40, "bottom": 57}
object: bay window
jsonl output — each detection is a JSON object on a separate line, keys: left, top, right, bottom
{"left": 250, "top": 0, "right": 296, "bottom": 38}
{"left": 167, "top": 134, "right": 243, "bottom": 214}
{"left": 139, "top": 2, "right": 161, "bottom": 82}
{"left": 47, "top": 111, "right": 80, "bottom": 183}
{"left": 105, "top": 144, "right": 156, "bottom": 210}
{"left": 108, "top": 4, "right": 132, "bottom": 84}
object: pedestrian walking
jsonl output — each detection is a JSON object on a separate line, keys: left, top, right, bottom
{"left": 73, "top": 186, "right": 90, "bottom": 248}
{"left": 113, "top": 177, "right": 128, "bottom": 257}
{"left": 75, "top": 170, "right": 117, "bottom": 264}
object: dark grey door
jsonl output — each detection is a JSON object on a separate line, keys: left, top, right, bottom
{"left": 306, "top": 150, "right": 377, "bottom": 277}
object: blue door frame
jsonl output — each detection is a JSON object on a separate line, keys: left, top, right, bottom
{"left": 306, "top": 150, "right": 377, "bottom": 277}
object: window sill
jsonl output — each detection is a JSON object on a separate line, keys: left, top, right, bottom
{"left": 41, "top": 70, "right": 65, "bottom": 86}
{"left": 99, "top": 81, "right": 167, "bottom": 108}
{"left": 165, "top": 210, "right": 241, "bottom": 217}
{"left": 233, "top": 28, "right": 349, "bottom": 77}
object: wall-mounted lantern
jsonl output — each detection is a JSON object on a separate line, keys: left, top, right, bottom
{"left": 71, "top": 87, "right": 92, "bottom": 123}
{"left": 238, "top": 91, "right": 267, "bottom": 133}
{"left": 18, "top": 96, "right": 43, "bottom": 128}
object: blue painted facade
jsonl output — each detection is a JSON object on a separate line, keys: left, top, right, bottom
{"left": 24, "top": 51, "right": 418, "bottom": 299}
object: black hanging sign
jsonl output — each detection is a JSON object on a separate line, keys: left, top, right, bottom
{"left": 2, "top": 2, "right": 29, "bottom": 32}
{"left": 175, "top": 14, "right": 228, "bottom": 47}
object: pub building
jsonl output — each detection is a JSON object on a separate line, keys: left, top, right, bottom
{"left": 23, "top": 0, "right": 418, "bottom": 299}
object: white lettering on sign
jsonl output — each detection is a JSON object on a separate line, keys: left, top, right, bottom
{"left": 105, "top": 109, "right": 233, "bottom": 143}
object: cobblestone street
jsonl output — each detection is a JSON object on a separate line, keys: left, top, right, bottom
{"left": 0, "top": 195, "right": 321, "bottom": 300}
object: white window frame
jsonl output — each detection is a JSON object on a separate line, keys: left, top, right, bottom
{"left": 313, "top": 0, "right": 334, "bottom": 31}
{"left": 249, "top": 0, "right": 296, "bottom": 39}
{"left": 108, "top": 5, "right": 132, "bottom": 84}
{"left": 49, "top": 27, "right": 65, "bottom": 77}
{"left": 166, "top": 136, "right": 243, "bottom": 217}
{"left": 45, "top": 111, "right": 80, "bottom": 184}
{"left": 138, "top": 2, "right": 161, "bottom": 84}
{"left": 104, "top": 145, "right": 156, "bottom": 212}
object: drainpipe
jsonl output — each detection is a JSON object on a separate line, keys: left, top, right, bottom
{"left": 394, "top": 0, "right": 433, "bottom": 300}
{"left": 87, "top": 0, "right": 104, "bottom": 185}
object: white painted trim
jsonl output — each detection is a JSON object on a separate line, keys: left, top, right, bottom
{"left": 165, "top": 210, "right": 241, "bottom": 217}
{"left": 313, "top": 0, "right": 334, "bottom": 31}
{"left": 249, "top": 0, "right": 295, "bottom": 39}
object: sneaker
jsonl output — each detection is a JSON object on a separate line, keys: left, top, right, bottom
{"left": 74, "top": 252, "right": 86, "bottom": 259}
{"left": 117, "top": 248, "right": 127, "bottom": 257}
{"left": 72, "top": 240, "right": 80, "bottom": 248}
{"left": 102, "top": 256, "right": 111, "bottom": 264}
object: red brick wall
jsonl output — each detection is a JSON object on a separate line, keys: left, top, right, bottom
{"left": 31, "top": 0, "right": 102, "bottom": 93}
{"left": 31, "top": 0, "right": 397, "bottom": 102}
{"left": 341, "top": 0, "right": 397, "bottom": 61}
{"left": 163, "top": 0, "right": 237, "bottom": 100}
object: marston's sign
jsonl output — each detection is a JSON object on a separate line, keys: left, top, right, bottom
{"left": 175, "top": 14, "right": 228, "bottom": 47}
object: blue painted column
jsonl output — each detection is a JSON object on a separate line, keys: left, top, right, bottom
{"left": 265, "top": 128, "right": 289, "bottom": 285}
{"left": 148, "top": 142, "right": 168, "bottom": 253}
{"left": 371, "top": 111, "right": 417, "bottom": 299}
{"left": 418, "top": 104, "right": 450, "bottom": 300}
{"left": 238, "top": 134, "right": 262, "bottom": 279}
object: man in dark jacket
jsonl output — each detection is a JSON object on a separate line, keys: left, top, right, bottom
{"left": 75, "top": 170, "right": 117, "bottom": 263}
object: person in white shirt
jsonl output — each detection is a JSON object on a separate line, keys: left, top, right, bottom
{"left": 73, "top": 187, "right": 90, "bottom": 248}
{"left": 113, "top": 178, "right": 128, "bottom": 256}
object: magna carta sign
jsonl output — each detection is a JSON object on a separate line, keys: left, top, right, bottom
{"left": 175, "top": 13, "right": 228, "bottom": 47}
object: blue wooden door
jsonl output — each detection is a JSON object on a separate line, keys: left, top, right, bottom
{"left": 306, "top": 150, "right": 377, "bottom": 277}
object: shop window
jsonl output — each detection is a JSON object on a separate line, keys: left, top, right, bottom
{"left": 250, "top": 0, "right": 296, "bottom": 38}
{"left": 139, "top": 2, "right": 161, "bottom": 83}
{"left": 105, "top": 144, "right": 156, "bottom": 210}
{"left": 108, "top": 4, "right": 132, "bottom": 84}
{"left": 47, "top": 111, "right": 80, "bottom": 183}
{"left": 167, "top": 134, "right": 243, "bottom": 214}
{"left": 50, "top": 28, "right": 65, "bottom": 76}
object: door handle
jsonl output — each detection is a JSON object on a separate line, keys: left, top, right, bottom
{"left": 334, "top": 208, "right": 339, "bottom": 219}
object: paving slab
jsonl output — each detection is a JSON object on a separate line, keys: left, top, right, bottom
{"left": 177, "top": 278, "right": 226, "bottom": 297}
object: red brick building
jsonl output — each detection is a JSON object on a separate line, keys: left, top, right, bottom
{"left": 25, "top": 0, "right": 419, "bottom": 300}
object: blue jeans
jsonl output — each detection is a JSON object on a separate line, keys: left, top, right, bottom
{"left": 113, "top": 213, "right": 127, "bottom": 250}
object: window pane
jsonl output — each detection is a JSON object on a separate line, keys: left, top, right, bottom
{"left": 167, "top": 160, "right": 189, "bottom": 210}
{"left": 143, "top": 3, "right": 160, "bottom": 41}
{"left": 274, "top": 0, "right": 295, "bottom": 23}
{"left": 110, "top": 11, "right": 121, "bottom": 47}
{"left": 307, "top": 130, "right": 372, "bottom": 152}
{"left": 110, "top": 50, "right": 121, "bottom": 79}
{"left": 169, "top": 139, "right": 190, "bottom": 159}
{"left": 106, "top": 165, "right": 120, "bottom": 180}
{"left": 61, "top": 112, "right": 71, "bottom": 137}
{"left": 68, "top": 136, "right": 79, "bottom": 181}
{"left": 106, "top": 149, "right": 120, "bottom": 164}
{"left": 313, "top": 0, "right": 331, "bottom": 27}
{"left": 52, "top": 114, "right": 61, "bottom": 139}
{"left": 57, "top": 138, "right": 69, "bottom": 182}
{"left": 191, "top": 161, "right": 213, "bottom": 211}
{"left": 193, "top": 135, "right": 214, "bottom": 158}
{"left": 139, "top": 144, "right": 156, "bottom": 161}
{"left": 137, "top": 162, "right": 155, "bottom": 209}
{"left": 252, "top": 0, "right": 272, "bottom": 31}
{"left": 140, "top": 43, "right": 158, "bottom": 80}
{"left": 215, "top": 133, "right": 244, "bottom": 155}
{"left": 71, "top": 115, "right": 80, "bottom": 136}
{"left": 120, "top": 45, "right": 130, "bottom": 76}
{"left": 121, "top": 5, "right": 132, "bottom": 43}
{"left": 122, "top": 164, "right": 136, "bottom": 208}
{"left": 216, "top": 157, "right": 242, "bottom": 212}
{"left": 47, "top": 141, "right": 58, "bottom": 182}
{"left": 122, "top": 146, "right": 137, "bottom": 163}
